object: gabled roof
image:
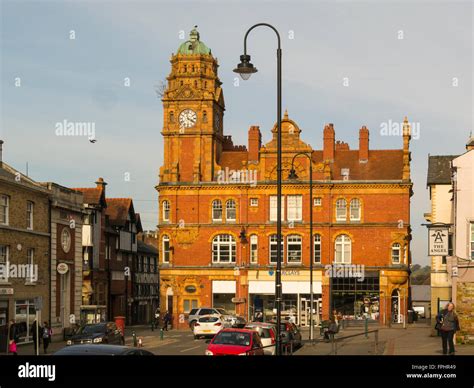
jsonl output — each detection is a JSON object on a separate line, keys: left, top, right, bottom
{"left": 106, "top": 198, "right": 133, "bottom": 226}
{"left": 427, "top": 155, "right": 458, "bottom": 186}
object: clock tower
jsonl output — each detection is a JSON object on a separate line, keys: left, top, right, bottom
{"left": 159, "top": 26, "right": 225, "bottom": 183}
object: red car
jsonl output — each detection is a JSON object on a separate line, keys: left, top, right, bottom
{"left": 205, "top": 328, "right": 264, "bottom": 356}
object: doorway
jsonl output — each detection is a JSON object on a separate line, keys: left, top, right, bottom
{"left": 300, "top": 296, "right": 321, "bottom": 327}
{"left": 391, "top": 289, "right": 401, "bottom": 323}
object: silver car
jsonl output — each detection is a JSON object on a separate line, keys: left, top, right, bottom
{"left": 187, "top": 308, "right": 246, "bottom": 329}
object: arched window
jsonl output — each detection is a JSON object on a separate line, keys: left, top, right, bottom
{"left": 162, "top": 200, "right": 170, "bottom": 222}
{"left": 336, "top": 199, "right": 347, "bottom": 221}
{"left": 202, "top": 110, "right": 208, "bottom": 123}
{"left": 226, "top": 199, "right": 236, "bottom": 221}
{"left": 269, "top": 234, "right": 284, "bottom": 264}
{"left": 391, "top": 243, "right": 401, "bottom": 264}
{"left": 169, "top": 111, "right": 175, "bottom": 123}
{"left": 350, "top": 199, "right": 361, "bottom": 221}
{"left": 314, "top": 234, "right": 321, "bottom": 263}
{"left": 287, "top": 235, "right": 302, "bottom": 264}
{"left": 212, "top": 234, "right": 236, "bottom": 263}
{"left": 335, "top": 234, "right": 351, "bottom": 263}
{"left": 162, "top": 235, "right": 170, "bottom": 263}
{"left": 250, "top": 235, "right": 258, "bottom": 264}
{"left": 212, "top": 200, "right": 222, "bottom": 221}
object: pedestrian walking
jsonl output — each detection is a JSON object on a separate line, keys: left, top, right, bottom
{"left": 163, "top": 311, "right": 171, "bottom": 331}
{"left": 436, "top": 302, "right": 460, "bottom": 355}
{"left": 8, "top": 320, "right": 19, "bottom": 355}
{"left": 8, "top": 339, "right": 17, "bottom": 355}
{"left": 42, "top": 321, "right": 52, "bottom": 354}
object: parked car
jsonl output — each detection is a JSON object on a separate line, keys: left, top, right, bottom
{"left": 244, "top": 322, "right": 276, "bottom": 355}
{"left": 193, "top": 315, "right": 231, "bottom": 339}
{"left": 187, "top": 308, "right": 246, "bottom": 329}
{"left": 66, "top": 322, "right": 124, "bottom": 346}
{"left": 205, "top": 328, "right": 265, "bottom": 356}
{"left": 55, "top": 344, "right": 153, "bottom": 356}
{"left": 270, "top": 320, "right": 303, "bottom": 350}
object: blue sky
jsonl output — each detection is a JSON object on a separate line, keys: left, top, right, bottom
{"left": 1, "top": 0, "right": 472, "bottom": 266}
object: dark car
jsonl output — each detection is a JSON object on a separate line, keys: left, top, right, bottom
{"left": 66, "top": 322, "right": 124, "bottom": 346}
{"left": 270, "top": 320, "right": 303, "bottom": 350}
{"left": 55, "top": 344, "right": 153, "bottom": 356}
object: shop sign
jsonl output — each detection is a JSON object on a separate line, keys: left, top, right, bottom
{"left": 0, "top": 288, "right": 13, "bottom": 295}
{"left": 428, "top": 227, "right": 449, "bottom": 256}
{"left": 231, "top": 297, "right": 246, "bottom": 304}
{"left": 57, "top": 263, "right": 69, "bottom": 275}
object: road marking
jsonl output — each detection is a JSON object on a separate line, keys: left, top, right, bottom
{"left": 179, "top": 346, "right": 202, "bottom": 353}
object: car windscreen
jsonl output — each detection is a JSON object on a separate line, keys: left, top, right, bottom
{"left": 76, "top": 324, "right": 106, "bottom": 334}
{"left": 199, "top": 316, "right": 219, "bottom": 323}
{"left": 213, "top": 332, "right": 251, "bottom": 346}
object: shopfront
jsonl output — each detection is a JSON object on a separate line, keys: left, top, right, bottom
{"left": 247, "top": 270, "right": 323, "bottom": 326}
{"left": 330, "top": 271, "right": 380, "bottom": 321}
{"left": 212, "top": 280, "right": 236, "bottom": 313}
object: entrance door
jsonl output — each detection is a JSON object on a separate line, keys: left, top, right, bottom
{"left": 300, "top": 298, "right": 320, "bottom": 327}
{"left": 391, "top": 289, "right": 401, "bottom": 323}
{"left": 0, "top": 301, "right": 8, "bottom": 353}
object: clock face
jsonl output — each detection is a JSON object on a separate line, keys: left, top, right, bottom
{"left": 179, "top": 109, "right": 197, "bottom": 129}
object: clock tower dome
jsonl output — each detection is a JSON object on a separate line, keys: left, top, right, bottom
{"left": 159, "top": 26, "right": 225, "bottom": 183}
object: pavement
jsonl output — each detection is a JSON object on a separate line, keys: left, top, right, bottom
{"left": 13, "top": 322, "right": 474, "bottom": 356}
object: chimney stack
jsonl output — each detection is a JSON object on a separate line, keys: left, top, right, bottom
{"left": 323, "top": 124, "right": 335, "bottom": 162}
{"left": 248, "top": 126, "right": 261, "bottom": 162}
{"left": 359, "top": 126, "right": 369, "bottom": 162}
{"left": 95, "top": 177, "right": 108, "bottom": 189}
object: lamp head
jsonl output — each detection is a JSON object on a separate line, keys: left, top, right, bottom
{"left": 288, "top": 168, "right": 299, "bottom": 180}
{"left": 233, "top": 54, "right": 258, "bottom": 80}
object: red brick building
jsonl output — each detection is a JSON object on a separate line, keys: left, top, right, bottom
{"left": 157, "top": 27, "right": 413, "bottom": 329}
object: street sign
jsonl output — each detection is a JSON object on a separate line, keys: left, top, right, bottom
{"left": 428, "top": 227, "right": 449, "bottom": 256}
{"left": 34, "top": 296, "right": 43, "bottom": 311}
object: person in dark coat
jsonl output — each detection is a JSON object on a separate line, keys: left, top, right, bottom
{"left": 42, "top": 321, "right": 52, "bottom": 354}
{"left": 437, "top": 302, "right": 461, "bottom": 355}
{"left": 163, "top": 311, "right": 171, "bottom": 331}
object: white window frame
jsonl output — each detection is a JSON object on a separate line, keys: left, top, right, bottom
{"left": 287, "top": 195, "right": 303, "bottom": 222}
{"left": 250, "top": 198, "right": 259, "bottom": 207}
{"left": 350, "top": 199, "right": 361, "bottom": 221}
{"left": 335, "top": 199, "right": 347, "bottom": 221}
{"left": 162, "top": 200, "right": 170, "bottom": 222}
{"left": 162, "top": 235, "right": 170, "bottom": 263}
{"left": 26, "top": 248, "right": 35, "bottom": 283}
{"left": 212, "top": 200, "right": 223, "bottom": 222}
{"left": 0, "top": 195, "right": 9, "bottom": 225}
{"left": 391, "top": 243, "right": 401, "bottom": 264}
{"left": 26, "top": 201, "right": 34, "bottom": 230}
{"left": 270, "top": 196, "right": 285, "bottom": 222}
{"left": 269, "top": 234, "right": 284, "bottom": 264}
{"left": 335, "top": 234, "right": 351, "bottom": 264}
{"left": 226, "top": 199, "right": 236, "bottom": 222}
{"left": 250, "top": 235, "right": 258, "bottom": 264}
{"left": 313, "top": 197, "right": 322, "bottom": 207}
{"left": 314, "top": 234, "right": 321, "bottom": 263}
{"left": 212, "top": 234, "right": 236, "bottom": 263}
{"left": 287, "top": 235, "right": 302, "bottom": 264}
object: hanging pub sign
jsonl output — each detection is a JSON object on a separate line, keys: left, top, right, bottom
{"left": 428, "top": 227, "right": 449, "bottom": 256}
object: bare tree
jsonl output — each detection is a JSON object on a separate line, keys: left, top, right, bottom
{"left": 154, "top": 79, "right": 167, "bottom": 99}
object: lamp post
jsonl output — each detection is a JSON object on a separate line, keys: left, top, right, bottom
{"left": 288, "top": 152, "right": 314, "bottom": 341}
{"left": 234, "top": 23, "right": 283, "bottom": 355}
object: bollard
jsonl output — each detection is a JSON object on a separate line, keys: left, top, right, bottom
{"left": 365, "top": 317, "right": 368, "bottom": 338}
{"left": 138, "top": 337, "right": 143, "bottom": 348}
{"left": 160, "top": 328, "right": 164, "bottom": 340}
{"left": 132, "top": 331, "right": 137, "bottom": 347}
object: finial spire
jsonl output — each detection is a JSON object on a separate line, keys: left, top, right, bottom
{"left": 283, "top": 109, "right": 288, "bottom": 120}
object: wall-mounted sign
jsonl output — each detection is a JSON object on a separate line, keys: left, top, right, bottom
{"left": 185, "top": 285, "right": 197, "bottom": 293}
{"left": 231, "top": 297, "right": 246, "bottom": 304}
{"left": 0, "top": 288, "right": 14, "bottom": 295}
{"left": 57, "top": 263, "right": 69, "bottom": 275}
{"left": 428, "top": 227, "right": 449, "bottom": 256}
{"left": 452, "top": 266, "right": 458, "bottom": 277}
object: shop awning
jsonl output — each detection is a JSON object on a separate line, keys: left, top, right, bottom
{"left": 249, "top": 281, "right": 322, "bottom": 294}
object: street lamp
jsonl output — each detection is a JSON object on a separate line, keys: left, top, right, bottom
{"left": 288, "top": 152, "right": 314, "bottom": 341}
{"left": 234, "top": 23, "right": 283, "bottom": 355}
